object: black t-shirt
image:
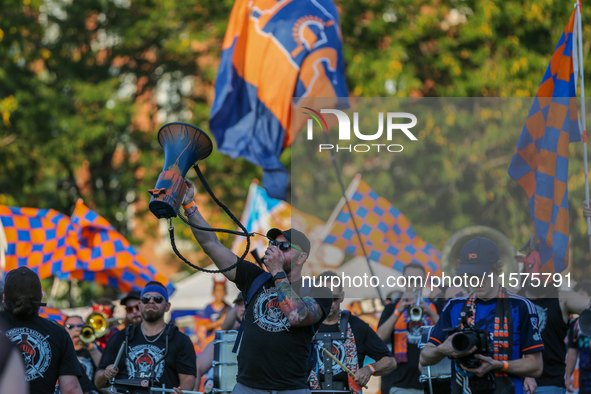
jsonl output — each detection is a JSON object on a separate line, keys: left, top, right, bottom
{"left": 378, "top": 302, "right": 423, "bottom": 390}
{"left": 0, "top": 310, "right": 82, "bottom": 394}
{"left": 98, "top": 324, "right": 196, "bottom": 388}
{"left": 528, "top": 295, "right": 568, "bottom": 387}
{"left": 233, "top": 259, "right": 332, "bottom": 390}
{"left": 77, "top": 348, "right": 100, "bottom": 392}
{"left": 315, "top": 313, "right": 392, "bottom": 382}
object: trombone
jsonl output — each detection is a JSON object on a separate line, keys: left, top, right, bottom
{"left": 80, "top": 312, "right": 124, "bottom": 344}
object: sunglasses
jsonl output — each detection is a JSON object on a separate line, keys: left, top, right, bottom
{"left": 65, "top": 323, "right": 85, "bottom": 329}
{"left": 141, "top": 295, "right": 165, "bottom": 305}
{"left": 269, "top": 239, "right": 302, "bottom": 252}
{"left": 125, "top": 304, "right": 140, "bottom": 313}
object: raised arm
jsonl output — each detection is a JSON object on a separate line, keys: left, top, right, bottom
{"left": 183, "top": 180, "right": 239, "bottom": 281}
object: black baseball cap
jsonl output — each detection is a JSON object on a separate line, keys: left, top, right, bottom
{"left": 457, "top": 237, "right": 500, "bottom": 275}
{"left": 266, "top": 228, "right": 311, "bottom": 255}
{"left": 4, "top": 267, "right": 46, "bottom": 306}
{"left": 120, "top": 290, "right": 141, "bottom": 306}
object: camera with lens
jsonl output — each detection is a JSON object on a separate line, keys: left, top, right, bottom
{"left": 444, "top": 311, "right": 496, "bottom": 394}
{"left": 445, "top": 311, "right": 493, "bottom": 369}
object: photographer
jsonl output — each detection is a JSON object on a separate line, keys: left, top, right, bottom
{"left": 420, "top": 237, "right": 543, "bottom": 394}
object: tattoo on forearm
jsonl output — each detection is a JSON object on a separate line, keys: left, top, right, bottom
{"left": 275, "top": 280, "right": 323, "bottom": 325}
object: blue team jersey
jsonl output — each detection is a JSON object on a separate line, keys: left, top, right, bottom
{"left": 427, "top": 291, "right": 544, "bottom": 394}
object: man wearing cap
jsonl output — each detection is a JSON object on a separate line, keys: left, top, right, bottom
{"left": 420, "top": 237, "right": 544, "bottom": 394}
{"left": 120, "top": 290, "right": 142, "bottom": 328}
{"left": 0, "top": 267, "right": 83, "bottom": 394}
{"left": 95, "top": 281, "right": 196, "bottom": 393}
{"left": 182, "top": 180, "right": 332, "bottom": 393}
{"left": 221, "top": 292, "right": 246, "bottom": 331}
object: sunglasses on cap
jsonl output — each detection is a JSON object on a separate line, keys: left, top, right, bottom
{"left": 65, "top": 323, "right": 85, "bottom": 329}
{"left": 125, "top": 304, "right": 140, "bottom": 313}
{"left": 269, "top": 239, "right": 302, "bottom": 252}
{"left": 141, "top": 295, "right": 165, "bottom": 304}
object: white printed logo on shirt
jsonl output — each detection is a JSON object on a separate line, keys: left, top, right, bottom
{"left": 252, "top": 287, "right": 291, "bottom": 333}
{"left": 315, "top": 339, "right": 345, "bottom": 376}
{"left": 6, "top": 327, "right": 52, "bottom": 381}
{"left": 535, "top": 305, "right": 548, "bottom": 333}
{"left": 126, "top": 344, "right": 166, "bottom": 380}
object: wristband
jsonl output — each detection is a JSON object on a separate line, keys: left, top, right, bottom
{"left": 183, "top": 201, "right": 196, "bottom": 210}
{"left": 185, "top": 205, "right": 198, "bottom": 217}
{"left": 367, "top": 364, "right": 376, "bottom": 375}
{"left": 394, "top": 310, "right": 401, "bottom": 318}
{"left": 501, "top": 362, "right": 509, "bottom": 372}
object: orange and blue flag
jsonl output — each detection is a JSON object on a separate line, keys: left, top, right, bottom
{"left": 321, "top": 179, "right": 441, "bottom": 275}
{"left": 0, "top": 200, "right": 174, "bottom": 293}
{"left": 210, "top": 0, "right": 348, "bottom": 200}
{"left": 39, "top": 307, "right": 68, "bottom": 325}
{"left": 508, "top": 9, "right": 581, "bottom": 274}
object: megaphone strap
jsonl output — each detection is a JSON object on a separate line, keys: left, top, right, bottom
{"left": 167, "top": 164, "right": 259, "bottom": 274}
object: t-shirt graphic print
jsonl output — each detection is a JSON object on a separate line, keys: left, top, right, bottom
{"left": 6, "top": 327, "right": 52, "bottom": 381}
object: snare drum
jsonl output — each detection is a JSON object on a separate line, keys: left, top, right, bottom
{"left": 213, "top": 330, "right": 238, "bottom": 394}
{"left": 418, "top": 326, "right": 452, "bottom": 394}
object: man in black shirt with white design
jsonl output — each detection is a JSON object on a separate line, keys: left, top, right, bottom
{"left": 63, "top": 315, "right": 102, "bottom": 394}
{"left": 95, "top": 281, "right": 196, "bottom": 393}
{"left": 1, "top": 267, "right": 82, "bottom": 394}
{"left": 309, "top": 271, "right": 396, "bottom": 392}
{"left": 182, "top": 180, "right": 332, "bottom": 393}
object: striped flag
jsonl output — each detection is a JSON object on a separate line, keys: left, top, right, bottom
{"left": 321, "top": 178, "right": 441, "bottom": 275}
{"left": 210, "top": 0, "right": 348, "bottom": 200}
{"left": 0, "top": 200, "right": 174, "bottom": 293}
{"left": 508, "top": 9, "right": 581, "bottom": 274}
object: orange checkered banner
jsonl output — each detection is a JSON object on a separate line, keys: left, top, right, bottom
{"left": 0, "top": 200, "right": 174, "bottom": 294}
{"left": 209, "top": 0, "right": 348, "bottom": 200}
{"left": 508, "top": 9, "right": 582, "bottom": 274}
{"left": 321, "top": 179, "right": 441, "bottom": 276}
{"left": 39, "top": 307, "right": 68, "bottom": 325}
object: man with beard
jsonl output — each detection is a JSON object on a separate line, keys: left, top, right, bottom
{"left": 182, "top": 180, "right": 332, "bottom": 393}
{"left": 420, "top": 237, "right": 544, "bottom": 394}
{"left": 0, "top": 267, "right": 82, "bottom": 394}
{"left": 309, "top": 271, "right": 396, "bottom": 392}
{"left": 63, "top": 316, "right": 101, "bottom": 394}
{"left": 95, "top": 281, "right": 196, "bottom": 393}
{"left": 120, "top": 291, "right": 142, "bottom": 328}
{"left": 517, "top": 235, "right": 591, "bottom": 394}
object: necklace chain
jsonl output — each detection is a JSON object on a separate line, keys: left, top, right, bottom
{"left": 141, "top": 323, "right": 165, "bottom": 343}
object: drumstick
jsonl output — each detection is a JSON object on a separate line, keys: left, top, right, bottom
{"left": 322, "top": 348, "right": 369, "bottom": 389}
{"left": 111, "top": 340, "right": 126, "bottom": 379}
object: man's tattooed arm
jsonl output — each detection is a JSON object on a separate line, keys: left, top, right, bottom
{"left": 275, "top": 280, "right": 325, "bottom": 327}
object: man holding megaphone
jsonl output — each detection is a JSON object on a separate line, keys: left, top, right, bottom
{"left": 182, "top": 179, "right": 333, "bottom": 394}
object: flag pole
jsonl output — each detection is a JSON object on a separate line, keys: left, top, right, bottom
{"left": 576, "top": 1, "right": 591, "bottom": 253}
{"left": 323, "top": 131, "right": 384, "bottom": 304}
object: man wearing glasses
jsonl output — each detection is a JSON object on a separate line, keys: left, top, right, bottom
{"left": 182, "top": 180, "right": 332, "bottom": 394}
{"left": 63, "top": 316, "right": 102, "bottom": 393}
{"left": 95, "top": 281, "right": 196, "bottom": 393}
{"left": 120, "top": 291, "right": 142, "bottom": 328}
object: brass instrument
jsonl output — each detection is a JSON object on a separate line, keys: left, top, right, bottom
{"left": 80, "top": 325, "right": 97, "bottom": 344}
{"left": 408, "top": 288, "right": 424, "bottom": 322}
{"left": 80, "top": 312, "right": 123, "bottom": 344}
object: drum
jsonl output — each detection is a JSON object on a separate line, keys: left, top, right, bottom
{"left": 417, "top": 326, "right": 452, "bottom": 394}
{"left": 213, "top": 330, "right": 238, "bottom": 394}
